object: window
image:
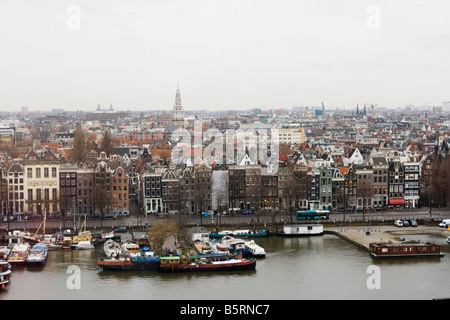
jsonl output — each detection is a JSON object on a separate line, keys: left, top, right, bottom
{"left": 27, "top": 168, "right": 32, "bottom": 178}
{"left": 36, "top": 168, "right": 41, "bottom": 178}
{"left": 52, "top": 168, "right": 57, "bottom": 178}
{"left": 44, "top": 167, "right": 49, "bottom": 178}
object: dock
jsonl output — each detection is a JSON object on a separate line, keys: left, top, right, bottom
{"left": 324, "top": 225, "right": 450, "bottom": 252}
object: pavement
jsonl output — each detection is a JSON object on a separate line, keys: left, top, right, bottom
{"left": 325, "top": 225, "right": 450, "bottom": 251}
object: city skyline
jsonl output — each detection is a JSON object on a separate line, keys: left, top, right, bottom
{"left": 1, "top": 1, "right": 449, "bottom": 112}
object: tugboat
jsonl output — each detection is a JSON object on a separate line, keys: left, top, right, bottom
{"left": 0, "top": 260, "right": 12, "bottom": 290}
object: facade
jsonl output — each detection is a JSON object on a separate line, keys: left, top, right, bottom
{"left": 388, "top": 161, "right": 405, "bottom": 207}
{"left": 404, "top": 161, "right": 420, "bottom": 208}
{"left": 162, "top": 169, "right": 179, "bottom": 214}
{"left": 372, "top": 157, "right": 389, "bottom": 209}
{"left": 7, "top": 164, "right": 25, "bottom": 216}
{"left": 76, "top": 167, "right": 95, "bottom": 216}
{"left": 59, "top": 165, "right": 78, "bottom": 218}
{"left": 141, "top": 167, "right": 163, "bottom": 215}
{"left": 228, "top": 166, "right": 246, "bottom": 211}
{"left": 0, "top": 167, "right": 7, "bottom": 216}
{"left": 319, "top": 166, "right": 333, "bottom": 210}
{"left": 354, "top": 164, "right": 374, "bottom": 210}
{"left": 23, "top": 150, "right": 60, "bottom": 216}
{"left": 110, "top": 166, "right": 129, "bottom": 215}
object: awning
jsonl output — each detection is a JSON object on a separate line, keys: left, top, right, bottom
{"left": 389, "top": 199, "right": 405, "bottom": 205}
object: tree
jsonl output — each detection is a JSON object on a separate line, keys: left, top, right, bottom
{"left": 73, "top": 122, "right": 87, "bottom": 163}
{"left": 94, "top": 184, "right": 111, "bottom": 228}
{"left": 147, "top": 220, "right": 179, "bottom": 256}
{"left": 101, "top": 127, "right": 113, "bottom": 157}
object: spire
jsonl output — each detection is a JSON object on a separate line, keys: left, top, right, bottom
{"left": 172, "top": 84, "right": 184, "bottom": 127}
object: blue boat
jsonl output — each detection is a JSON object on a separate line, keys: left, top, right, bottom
{"left": 26, "top": 243, "right": 48, "bottom": 265}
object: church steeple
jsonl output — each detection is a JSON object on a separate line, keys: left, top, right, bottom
{"left": 172, "top": 84, "right": 184, "bottom": 127}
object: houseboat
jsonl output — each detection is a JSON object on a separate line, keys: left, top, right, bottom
{"left": 159, "top": 255, "right": 256, "bottom": 272}
{"left": 26, "top": 243, "right": 48, "bottom": 265}
{"left": 370, "top": 242, "right": 444, "bottom": 258}
{"left": 277, "top": 224, "right": 324, "bottom": 236}
{"left": 209, "top": 229, "right": 268, "bottom": 239}
{"left": 0, "top": 260, "right": 12, "bottom": 290}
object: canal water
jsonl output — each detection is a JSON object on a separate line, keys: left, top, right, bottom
{"left": 1, "top": 233, "right": 450, "bottom": 300}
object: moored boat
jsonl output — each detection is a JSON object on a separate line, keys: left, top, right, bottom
{"left": 0, "top": 260, "right": 12, "bottom": 290}
{"left": 98, "top": 253, "right": 160, "bottom": 271}
{"left": 370, "top": 242, "right": 444, "bottom": 258}
{"left": 26, "top": 243, "right": 48, "bottom": 265}
{"left": 103, "top": 239, "right": 123, "bottom": 258}
{"left": 159, "top": 255, "right": 256, "bottom": 272}
{"left": 277, "top": 224, "right": 324, "bottom": 237}
{"left": 72, "top": 241, "right": 94, "bottom": 250}
{"left": 209, "top": 229, "right": 268, "bottom": 239}
{"left": 245, "top": 240, "right": 265, "bottom": 257}
{"left": 7, "top": 243, "right": 30, "bottom": 265}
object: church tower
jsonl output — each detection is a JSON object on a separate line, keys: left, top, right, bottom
{"left": 172, "top": 84, "right": 184, "bottom": 128}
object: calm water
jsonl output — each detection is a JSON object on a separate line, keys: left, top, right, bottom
{"left": 2, "top": 234, "right": 450, "bottom": 300}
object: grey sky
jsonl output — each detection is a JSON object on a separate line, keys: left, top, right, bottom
{"left": 0, "top": 0, "right": 449, "bottom": 112}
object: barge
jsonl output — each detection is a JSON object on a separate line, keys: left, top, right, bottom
{"left": 370, "top": 242, "right": 444, "bottom": 258}
{"left": 159, "top": 256, "right": 256, "bottom": 272}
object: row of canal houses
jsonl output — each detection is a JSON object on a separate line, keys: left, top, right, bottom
{"left": 2, "top": 137, "right": 449, "bottom": 220}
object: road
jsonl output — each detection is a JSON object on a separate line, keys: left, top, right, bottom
{"left": 1, "top": 207, "right": 450, "bottom": 234}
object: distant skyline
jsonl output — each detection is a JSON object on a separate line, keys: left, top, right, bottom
{"left": 1, "top": 1, "right": 449, "bottom": 112}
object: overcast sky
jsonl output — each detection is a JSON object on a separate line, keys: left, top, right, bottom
{"left": 0, "top": 0, "right": 449, "bottom": 112}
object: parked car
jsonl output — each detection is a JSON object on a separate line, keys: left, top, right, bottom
{"left": 409, "top": 220, "right": 418, "bottom": 227}
{"left": 439, "top": 219, "right": 450, "bottom": 228}
{"left": 402, "top": 220, "right": 410, "bottom": 227}
{"left": 394, "top": 220, "right": 403, "bottom": 227}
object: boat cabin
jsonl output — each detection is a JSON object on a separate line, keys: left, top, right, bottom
{"left": 160, "top": 256, "right": 181, "bottom": 270}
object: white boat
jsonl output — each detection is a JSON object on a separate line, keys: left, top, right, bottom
{"left": 447, "top": 236, "right": 450, "bottom": 245}
{"left": 121, "top": 242, "right": 141, "bottom": 258}
{"left": 103, "top": 239, "right": 123, "bottom": 258}
{"left": 7, "top": 243, "right": 31, "bottom": 264}
{"left": 26, "top": 243, "right": 48, "bottom": 265}
{"left": 73, "top": 241, "right": 94, "bottom": 250}
{"left": 7, "top": 231, "right": 31, "bottom": 265}
{"left": 278, "top": 224, "right": 324, "bottom": 236}
{"left": 245, "top": 240, "right": 266, "bottom": 257}
{"left": 0, "top": 247, "right": 11, "bottom": 260}
{"left": 0, "top": 260, "right": 12, "bottom": 290}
